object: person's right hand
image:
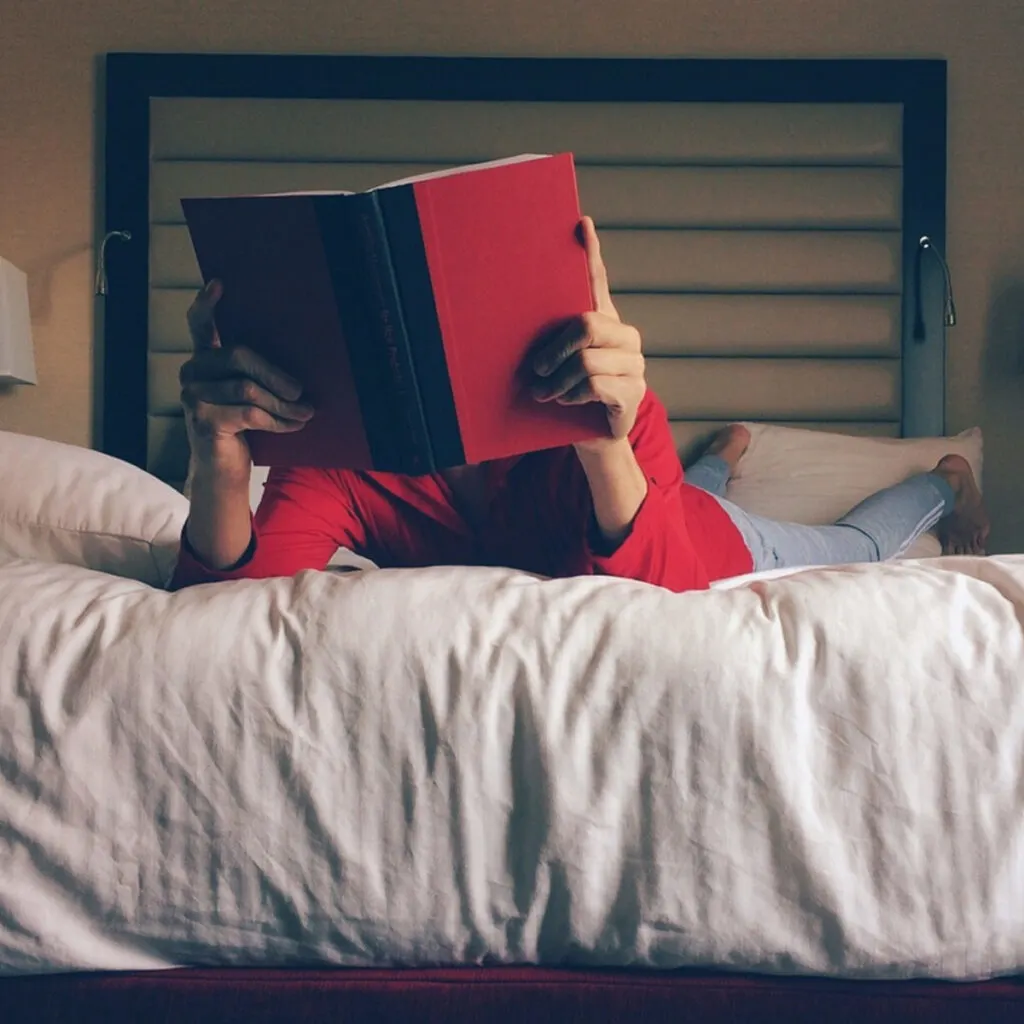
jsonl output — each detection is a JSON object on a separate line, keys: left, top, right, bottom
{"left": 179, "top": 280, "right": 315, "bottom": 475}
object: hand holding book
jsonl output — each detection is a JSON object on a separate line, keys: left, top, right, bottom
{"left": 529, "top": 216, "right": 646, "bottom": 451}
{"left": 528, "top": 214, "right": 651, "bottom": 547}
{"left": 179, "top": 279, "right": 315, "bottom": 476}
{"left": 179, "top": 276, "right": 321, "bottom": 571}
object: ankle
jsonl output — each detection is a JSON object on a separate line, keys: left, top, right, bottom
{"left": 927, "top": 471, "right": 958, "bottom": 515}
{"left": 933, "top": 467, "right": 959, "bottom": 495}
{"left": 932, "top": 454, "right": 970, "bottom": 496}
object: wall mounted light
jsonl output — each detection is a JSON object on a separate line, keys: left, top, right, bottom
{"left": 0, "top": 257, "right": 37, "bottom": 385}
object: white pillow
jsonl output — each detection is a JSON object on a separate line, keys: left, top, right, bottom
{"left": 723, "top": 424, "right": 984, "bottom": 559}
{"left": 0, "top": 430, "right": 188, "bottom": 586}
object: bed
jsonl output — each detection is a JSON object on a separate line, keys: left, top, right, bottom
{"left": 1, "top": 52, "right": 1023, "bottom": 1022}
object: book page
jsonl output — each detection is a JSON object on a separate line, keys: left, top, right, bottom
{"left": 181, "top": 190, "right": 356, "bottom": 200}
{"left": 184, "top": 157, "right": 555, "bottom": 202}
{"left": 245, "top": 190, "right": 355, "bottom": 197}
{"left": 372, "top": 154, "right": 551, "bottom": 190}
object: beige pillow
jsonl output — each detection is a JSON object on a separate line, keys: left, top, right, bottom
{"left": 723, "top": 424, "right": 984, "bottom": 559}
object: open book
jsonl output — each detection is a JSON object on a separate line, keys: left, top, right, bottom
{"left": 181, "top": 153, "right": 606, "bottom": 472}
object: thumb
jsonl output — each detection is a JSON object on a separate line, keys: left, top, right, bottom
{"left": 579, "top": 216, "right": 618, "bottom": 320}
{"left": 186, "top": 279, "right": 223, "bottom": 351}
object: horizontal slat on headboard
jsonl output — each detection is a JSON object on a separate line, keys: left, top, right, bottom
{"left": 647, "top": 358, "right": 900, "bottom": 421}
{"left": 151, "top": 99, "right": 902, "bottom": 165}
{"left": 145, "top": 96, "right": 908, "bottom": 488}
{"left": 618, "top": 295, "right": 901, "bottom": 356}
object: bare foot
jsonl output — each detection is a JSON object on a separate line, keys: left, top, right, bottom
{"left": 934, "top": 454, "right": 990, "bottom": 556}
{"left": 707, "top": 423, "right": 752, "bottom": 472}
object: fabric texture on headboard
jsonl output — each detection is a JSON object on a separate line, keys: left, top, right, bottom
{"left": 146, "top": 98, "right": 904, "bottom": 488}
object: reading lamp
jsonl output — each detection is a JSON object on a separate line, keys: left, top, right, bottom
{"left": 913, "top": 235, "right": 957, "bottom": 341}
{"left": 0, "top": 257, "right": 37, "bottom": 385}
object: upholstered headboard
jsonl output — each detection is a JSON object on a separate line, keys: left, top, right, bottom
{"left": 101, "top": 56, "right": 949, "bottom": 490}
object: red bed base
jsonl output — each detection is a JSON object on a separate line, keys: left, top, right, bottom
{"left": 2, "top": 967, "right": 1023, "bottom": 1023}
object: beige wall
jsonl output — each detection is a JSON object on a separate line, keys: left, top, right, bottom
{"left": 1, "top": 0, "right": 1022, "bottom": 549}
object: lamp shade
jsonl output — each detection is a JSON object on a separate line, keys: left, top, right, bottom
{"left": 0, "top": 257, "right": 37, "bottom": 385}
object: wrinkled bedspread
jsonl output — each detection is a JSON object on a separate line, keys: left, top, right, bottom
{"left": 1, "top": 555, "right": 1023, "bottom": 979}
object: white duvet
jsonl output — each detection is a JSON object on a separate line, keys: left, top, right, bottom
{"left": 1, "top": 554, "right": 1024, "bottom": 979}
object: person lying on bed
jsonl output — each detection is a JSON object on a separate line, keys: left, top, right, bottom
{"left": 170, "top": 217, "right": 988, "bottom": 595}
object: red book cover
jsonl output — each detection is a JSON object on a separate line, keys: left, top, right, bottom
{"left": 410, "top": 153, "right": 607, "bottom": 464}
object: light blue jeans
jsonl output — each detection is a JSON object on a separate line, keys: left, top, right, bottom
{"left": 686, "top": 454, "right": 955, "bottom": 572}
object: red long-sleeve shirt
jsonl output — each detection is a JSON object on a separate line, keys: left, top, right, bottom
{"left": 169, "top": 391, "right": 752, "bottom": 593}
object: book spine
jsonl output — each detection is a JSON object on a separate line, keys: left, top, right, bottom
{"left": 376, "top": 186, "right": 465, "bottom": 469}
{"left": 315, "top": 194, "right": 434, "bottom": 474}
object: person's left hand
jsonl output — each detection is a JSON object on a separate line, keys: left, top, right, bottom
{"left": 530, "top": 216, "right": 646, "bottom": 449}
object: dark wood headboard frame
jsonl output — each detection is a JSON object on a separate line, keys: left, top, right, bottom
{"left": 101, "top": 54, "right": 948, "bottom": 468}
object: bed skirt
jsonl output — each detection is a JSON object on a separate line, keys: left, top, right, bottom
{"left": 3, "top": 967, "right": 1024, "bottom": 1023}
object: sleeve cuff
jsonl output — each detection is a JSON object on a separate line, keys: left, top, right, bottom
{"left": 586, "top": 484, "right": 661, "bottom": 575}
{"left": 169, "top": 517, "right": 258, "bottom": 589}
{"left": 585, "top": 484, "right": 710, "bottom": 592}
